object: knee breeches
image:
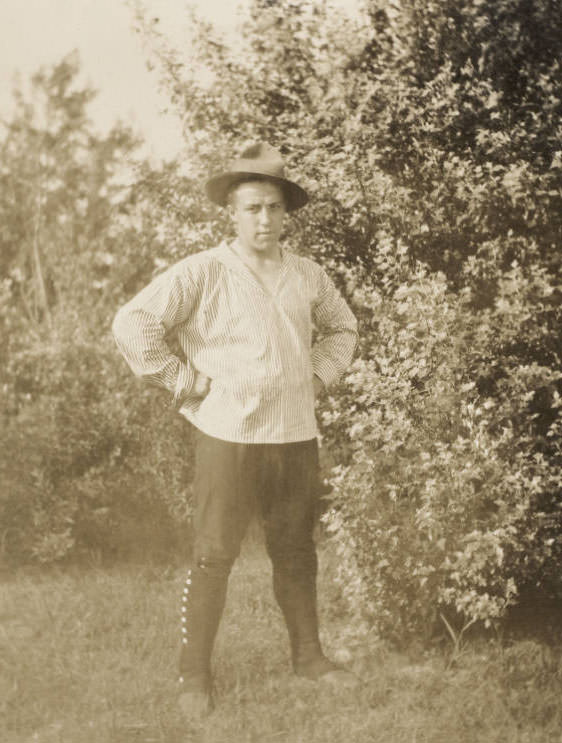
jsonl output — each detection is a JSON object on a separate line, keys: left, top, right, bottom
{"left": 191, "top": 430, "right": 320, "bottom": 568}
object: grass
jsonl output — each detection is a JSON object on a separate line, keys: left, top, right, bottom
{"left": 3, "top": 535, "right": 562, "bottom": 743}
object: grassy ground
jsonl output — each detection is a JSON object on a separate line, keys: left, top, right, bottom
{"left": 3, "top": 536, "right": 562, "bottom": 743}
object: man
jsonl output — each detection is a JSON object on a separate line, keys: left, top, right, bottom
{"left": 112, "top": 143, "right": 358, "bottom": 719}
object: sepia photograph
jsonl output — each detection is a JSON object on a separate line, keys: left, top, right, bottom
{"left": 1, "top": 1, "right": 562, "bottom": 741}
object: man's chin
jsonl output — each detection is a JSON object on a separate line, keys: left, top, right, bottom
{"left": 254, "top": 238, "right": 279, "bottom": 250}
{"left": 237, "top": 236, "right": 280, "bottom": 254}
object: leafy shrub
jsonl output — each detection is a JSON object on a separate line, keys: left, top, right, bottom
{"left": 0, "top": 335, "right": 195, "bottom": 564}
{"left": 321, "top": 258, "right": 562, "bottom": 642}
{"left": 0, "top": 57, "right": 202, "bottom": 566}
{"left": 2, "top": 0, "right": 562, "bottom": 656}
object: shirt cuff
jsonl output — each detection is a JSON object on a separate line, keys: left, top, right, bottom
{"left": 312, "top": 356, "right": 341, "bottom": 389}
{"left": 172, "top": 362, "right": 195, "bottom": 408}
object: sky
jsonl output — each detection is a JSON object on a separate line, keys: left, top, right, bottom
{"left": 0, "top": 0, "right": 245, "bottom": 162}
{"left": 0, "top": 0, "right": 361, "bottom": 163}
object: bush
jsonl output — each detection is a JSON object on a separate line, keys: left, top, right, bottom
{"left": 0, "top": 336, "right": 195, "bottom": 564}
{"left": 0, "top": 56, "right": 202, "bottom": 566}
{"left": 2, "top": 0, "right": 562, "bottom": 652}
{"left": 321, "top": 258, "right": 562, "bottom": 642}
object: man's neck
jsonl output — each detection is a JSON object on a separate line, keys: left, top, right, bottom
{"left": 232, "top": 240, "right": 282, "bottom": 269}
{"left": 231, "top": 240, "right": 283, "bottom": 294}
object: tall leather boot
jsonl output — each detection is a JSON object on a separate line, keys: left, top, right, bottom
{"left": 178, "top": 557, "right": 231, "bottom": 716}
{"left": 273, "top": 555, "right": 361, "bottom": 688}
{"left": 272, "top": 551, "right": 342, "bottom": 679}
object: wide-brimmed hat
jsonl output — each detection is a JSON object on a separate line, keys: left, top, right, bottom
{"left": 205, "top": 143, "right": 309, "bottom": 212}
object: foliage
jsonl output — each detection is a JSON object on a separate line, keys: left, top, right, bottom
{"left": 0, "top": 54, "right": 197, "bottom": 565}
{"left": 126, "top": 0, "right": 562, "bottom": 640}
{"left": 1, "top": 338, "right": 195, "bottom": 564}
{"left": 1, "top": 0, "right": 562, "bottom": 652}
{"left": 322, "top": 259, "right": 562, "bottom": 641}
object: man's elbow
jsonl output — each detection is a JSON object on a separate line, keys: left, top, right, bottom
{"left": 111, "top": 306, "right": 131, "bottom": 351}
{"left": 111, "top": 307, "right": 122, "bottom": 337}
{"left": 345, "top": 319, "right": 359, "bottom": 352}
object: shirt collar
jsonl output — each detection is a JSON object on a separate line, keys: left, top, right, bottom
{"left": 215, "top": 240, "right": 287, "bottom": 272}
{"left": 214, "top": 240, "right": 292, "bottom": 295}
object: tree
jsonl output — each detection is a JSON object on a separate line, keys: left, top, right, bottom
{"left": 0, "top": 53, "right": 196, "bottom": 564}
{"left": 131, "top": 0, "right": 562, "bottom": 640}
{"left": 1, "top": 52, "right": 142, "bottom": 332}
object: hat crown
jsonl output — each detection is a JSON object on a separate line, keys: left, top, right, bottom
{"left": 230, "top": 142, "right": 285, "bottom": 177}
{"left": 205, "top": 142, "right": 308, "bottom": 211}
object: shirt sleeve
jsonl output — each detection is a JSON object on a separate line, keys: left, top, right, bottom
{"left": 111, "top": 262, "right": 198, "bottom": 406}
{"left": 310, "top": 265, "right": 358, "bottom": 388}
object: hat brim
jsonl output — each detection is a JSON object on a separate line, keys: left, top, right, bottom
{"left": 205, "top": 172, "right": 309, "bottom": 212}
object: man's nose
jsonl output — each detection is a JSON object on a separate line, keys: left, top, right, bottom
{"left": 258, "top": 207, "right": 271, "bottom": 224}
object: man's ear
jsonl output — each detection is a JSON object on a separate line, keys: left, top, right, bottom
{"left": 226, "top": 191, "right": 236, "bottom": 219}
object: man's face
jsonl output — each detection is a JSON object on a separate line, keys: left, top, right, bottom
{"left": 229, "top": 181, "right": 286, "bottom": 256}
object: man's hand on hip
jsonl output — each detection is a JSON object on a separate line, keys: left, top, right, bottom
{"left": 192, "top": 372, "right": 212, "bottom": 398}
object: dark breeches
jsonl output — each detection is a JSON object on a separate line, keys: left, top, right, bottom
{"left": 179, "top": 431, "right": 322, "bottom": 684}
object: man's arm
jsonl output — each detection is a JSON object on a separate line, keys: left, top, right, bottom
{"left": 311, "top": 266, "right": 358, "bottom": 389}
{"left": 313, "top": 374, "right": 325, "bottom": 396}
{"left": 112, "top": 263, "right": 204, "bottom": 407}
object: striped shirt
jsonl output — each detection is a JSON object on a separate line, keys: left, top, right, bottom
{"left": 112, "top": 241, "right": 357, "bottom": 443}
